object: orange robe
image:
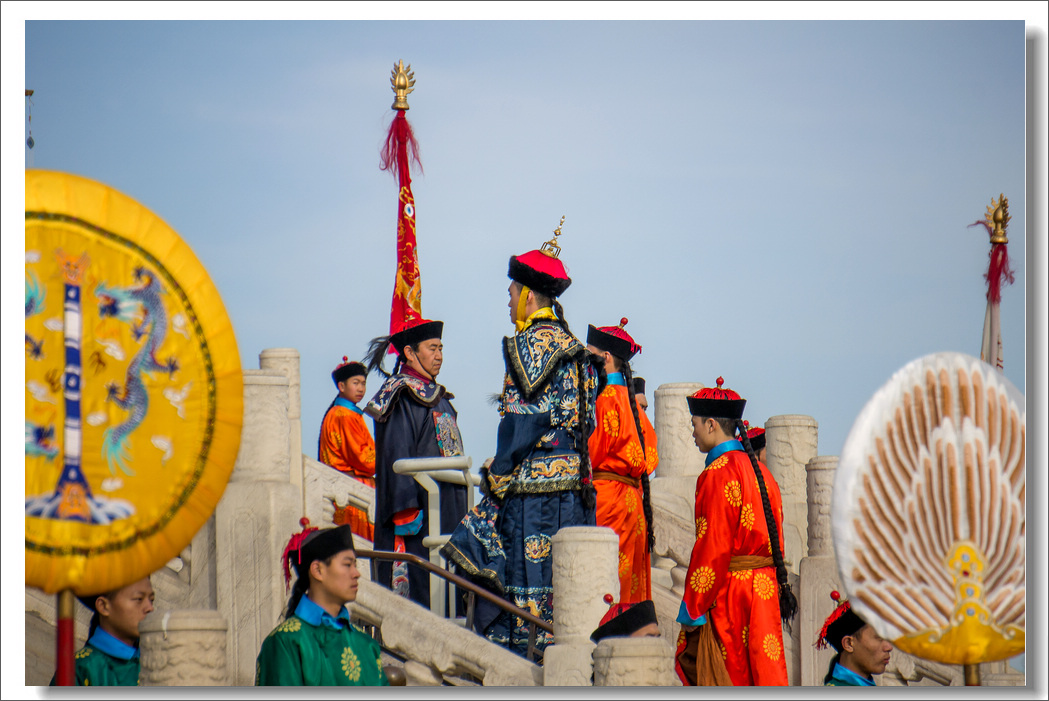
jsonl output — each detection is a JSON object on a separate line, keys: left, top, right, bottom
{"left": 318, "top": 399, "right": 376, "bottom": 542}
{"left": 675, "top": 442, "right": 788, "bottom": 686}
{"left": 588, "top": 383, "right": 658, "bottom": 604}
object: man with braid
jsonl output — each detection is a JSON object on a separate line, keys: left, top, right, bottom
{"left": 442, "top": 219, "right": 601, "bottom": 658}
{"left": 674, "top": 377, "right": 797, "bottom": 686}
{"left": 586, "top": 317, "right": 657, "bottom": 603}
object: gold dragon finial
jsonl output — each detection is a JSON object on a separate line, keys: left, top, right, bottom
{"left": 540, "top": 216, "right": 566, "bottom": 258}
{"left": 984, "top": 194, "right": 1010, "bottom": 245}
{"left": 390, "top": 60, "right": 415, "bottom": 111}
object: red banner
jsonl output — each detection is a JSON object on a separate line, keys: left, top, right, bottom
{"left": 382, "top": 110, "right": 422, "bottom": 340}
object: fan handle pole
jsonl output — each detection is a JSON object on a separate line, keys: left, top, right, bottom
{"left": 55, "top": 589, "right": 75, "bottom": 685}
{"left": 963, "top": 663, "right": 981, "bottom": 686}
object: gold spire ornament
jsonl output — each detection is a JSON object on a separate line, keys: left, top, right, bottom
{"left": 390, "top": 60, "right": 415, "bottom": 111}
{"left": 540, "top": 216, "right": 566, "bottom": 258}
{"left": 983, "top": 194, "right": 1010, "bottom": 245}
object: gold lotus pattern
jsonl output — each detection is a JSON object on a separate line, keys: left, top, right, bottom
{"left": 835, "top": 353, "right": 1025, "bottom": 665}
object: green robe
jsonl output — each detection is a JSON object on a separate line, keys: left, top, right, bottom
{"left": 49, "top": 629, "right": 140, "bottom": 686}
{"left": 255, "top": 597, "right": 388, "bottom": 686}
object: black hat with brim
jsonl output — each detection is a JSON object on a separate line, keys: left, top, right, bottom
{"left": 587, "top": 325, "right": 637, "bottom": 361}
{"left": 294, "top": 525, "right": 356, "bottom": 577}
{"left": 590, "top": 600, "right": 658, "bottom": 643}
{"left": 389, "top": 320, "right": 444, "bottom": 355}
{"left": 824, "top": 607, "right": 867, "bottom": 653}
{"left": 687, "top": 396, "right": 747, "bottom": 419}
{"left": 633, "top": 377, "right": 646, "bottom": 395}
{"left": 332, "top": 361, "right": 367, "bottom": 385}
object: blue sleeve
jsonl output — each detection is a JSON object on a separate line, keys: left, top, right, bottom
{"left": 676, "top": 600, "right": 708, "bottom": 627}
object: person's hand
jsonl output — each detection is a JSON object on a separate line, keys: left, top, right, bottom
{"left": 681, "top": 624, "right": 698, "bottom": 633}
{"left": 482, "top": 457, "right": 494, "bottom": 470}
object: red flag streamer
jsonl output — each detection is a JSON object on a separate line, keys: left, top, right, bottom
{"left": 381, "top": 62, "right": 423, "bottom": 346}
{"left": 968, "top": 195, "right": 1013, "bottom": 372}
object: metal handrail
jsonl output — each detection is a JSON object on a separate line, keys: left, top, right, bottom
{"left": 356, "top": 548, "right": 550, "bottom": 663}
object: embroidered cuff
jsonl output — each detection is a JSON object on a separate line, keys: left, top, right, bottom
{"left": 676, "top": 601, "right": 708, "bottom": 627}
{"left": 393, "top": 509, "right": 423, "bottom": 536}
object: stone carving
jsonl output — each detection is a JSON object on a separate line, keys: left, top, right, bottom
{"left": 233, "top": 371, "right": 292, "bottom": 482}
{"left": 139, "top": 609, "right": 229, "bottom": 686}
{"left": 259, "top": 348, "right": 304, "bottom": 493}
{"left": 593, "top": 636, "right": 676, "bottom": 686}
{"left": 805, "top": 456, "right": 837, "bottom": 558}
{"left": 303, "top": 454, "right": 376, "bottom": 533}
{"left": 765, "top": 415, "right": 818, "bottom": 572}
{"left": 550, "top": 527, "right": 619, "bottom": 644}
{"left": 652, "top": 383, "right": 705, "bottom": 479}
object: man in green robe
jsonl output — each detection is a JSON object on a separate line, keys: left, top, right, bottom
{"left": 50, "top": 576, "right": 155, "bottom": 686}
{"left": 255, "top": 523, "right": 388, "bottom": 686}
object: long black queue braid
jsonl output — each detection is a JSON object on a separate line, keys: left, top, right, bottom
{"left": 619, "top": 359, "right": 655, "bottom": 552}
{"left": 736, "top": 419, "right": 798, "bottom": 626}
{"left": 552, "top": 299, "right": 572, "bottom": 337}
{"left": 283, "top": 574, "right": 310, "bottom": 622}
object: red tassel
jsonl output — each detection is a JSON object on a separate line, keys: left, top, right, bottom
{"left": 985, "top": 243, "right": 1014, "bottom": 304}
{"left": 380, "top": 111, "right": 423, "bottom": 178}
{"left": 281, "top": 517, "right": 318, "bottom": 591}
{"left": 815, "top": 598, "right": 852, "bottom": 650}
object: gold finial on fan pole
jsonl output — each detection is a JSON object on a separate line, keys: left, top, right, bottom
{"left": 390, "top": 60, "right": 415, "bottom": 111}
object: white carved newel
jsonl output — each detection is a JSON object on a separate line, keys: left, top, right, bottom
{"left": 652, "top": 382, "right": 705, "bottom": 503}
{"left": 215, "top": 364, "right": 300, "bottom": 685}
{"left": 799, "top": 455, "right": 841, "bottom": 686}
{"left": 544, "top": 526, "right": 619, "bottom": 686}
{"left": 593, "top": 636, "right": 675, "bottom": 686}
{"left": 140, "top": 609, "right": 229, "bottom": 685}
{"left": 258, "top": 349, "right": 304, "bottom": 501}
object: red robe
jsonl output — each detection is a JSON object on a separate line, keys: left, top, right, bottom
{"left": 675, "top": 444, "right": 788, "bottom": 686}
{"left": 319, "top": 402, "right": 376, "bottom": 542}
{"left": 589, "top": 384, "right": 658, "bottom": 604}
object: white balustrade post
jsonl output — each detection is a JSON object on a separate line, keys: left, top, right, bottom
{"left": 139, "top": 609, "right": 229, "bottom": 685}
{"left": 543, "top": 526, "right": 619, "bottom": 686}
{"left": 215, "top": 368, "right": 301, "bottom": 685}
{"left": 764, "top": 415, "right": 818, "bottom": 572}
{"left": 593, "top": 636, "right": 676, "bottom": 686}
{"left": 799, "top": 455, "right": 841, "bottom": 687}
{"left": 258, "top": 348, "right": 303, "bottom": 499}
{"left": 652, "top": 382, "right": 705, "bottom": 504}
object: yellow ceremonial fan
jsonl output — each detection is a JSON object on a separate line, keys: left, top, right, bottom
{"left": 25, "top": 170, "right": 243, "bottom": 596}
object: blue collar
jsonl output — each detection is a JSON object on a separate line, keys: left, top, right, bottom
{"left": 335, "top": 397, "right": 364, "bottom": 415}
{"left": 295, "top": 593, "right": 351, "bottom": 630}
{"left": 832, "top": 662, "right": 876, "bottom": 686}
{"left": 705, "top": 439, "right": 743, "bottom": 466}
{"left": 606, "top": 372, "right": 626, "bottom": 387}
{"left": 87, "top": 627, "right": 139, "bottom": 660}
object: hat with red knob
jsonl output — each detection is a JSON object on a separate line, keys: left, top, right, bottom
{"left": 332, "top": 356, "right": 367, "bottom": 385}
{"left": 815, "top": 590, "right": 867, "bottom": 652}
{"left": 590, "top": 593, "right": 658, "bottom": 642}
{"left": 587, "top": 317, "right": 642, "bottom": 361}
{"left": 744, "top": 419, "right": 766, "bottom": 451}
{"left": 281, "top": 518, "right": 356, "bottom": 590}
{"left": 687, "top": 377, "right": 747, "bottom": 419}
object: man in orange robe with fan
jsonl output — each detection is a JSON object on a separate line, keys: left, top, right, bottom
{"left": 318, "top": 358, "right": 376, "bottom": 542}
{"left": 674, "top": 377, "right": 796, "bottom": 686}
{"left": 586, "top": 317, "right": 658, "bottom": 604}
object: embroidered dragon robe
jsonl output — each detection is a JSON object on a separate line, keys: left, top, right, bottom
{"left": 365, "top": 371, "right": 466, "bottom": 609}
{"left": 442, "top": 309, "right": 600, "bottom": 658}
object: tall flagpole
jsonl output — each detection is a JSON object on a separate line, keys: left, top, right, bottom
{"left": 970, "top": 194, "right": 1013, "bottom": 375}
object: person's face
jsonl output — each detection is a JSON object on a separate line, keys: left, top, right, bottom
{"left": 844, "top": 625, "right": 894, "bottom": 676}
{"left": 314, "top": 549, "right": 362, "bottom": 604}
{"left": 692, "top": 416, "right": 718, "bottom": 453}
{"left": 338, "top": 375, "right": 367, "bottom": 404}
{"left": 508, "top": 282, "right": 523, "bottom": 324}
{"left": 405, "top": 339, "right": 443, "bottom": 379}
{"left": 629, "top": 622, "right": 661, "bottom": 638}
{"left": 98, "top": 577, "right": 155, "bottom": 645}
{"left": 635, "top": 393, "right": 649, "bottom": 413}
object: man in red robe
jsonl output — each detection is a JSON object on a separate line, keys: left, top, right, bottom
{"left": 318, "top": 358, "right": 376, "bottom": 541}
{"left": 675, "top": 377, "right": 794, "bottom": 686}
{"left": 586, "top": 318, "right": 657, "bottom": 604}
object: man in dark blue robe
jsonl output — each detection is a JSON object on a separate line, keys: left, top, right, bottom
{"left": 364, "top": 318, "right": 467, "bottom": 610}
{"left": 442, "top": 223, "right": 602, "bottom": 657}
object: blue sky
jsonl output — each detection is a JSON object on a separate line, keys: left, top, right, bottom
{"left": 6, "top": 4, "right": 1046, "bottom": 691}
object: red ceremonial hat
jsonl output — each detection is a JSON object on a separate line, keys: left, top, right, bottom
{"left": 590, "top": 593, "right": 658, "bottom": 642}
{"left": 281, "top": 518, "right": 357, "bottom": 591}
{"left": 744, "top": 420, "right": 766, "bottom": 451}
{"left": 587, "top": 317, "right": 642, "bottom": 361}
{"left": 815, "top": 590, "right": 867, "bottom": 652}
{"left": 687, "top": 377, "right": 747, "bottom": 419}
{"left": 332, "top": 356, "right": 367, "bottom": 385}
{"left": 508, "top": 216, "right": 572, "bottom": 298}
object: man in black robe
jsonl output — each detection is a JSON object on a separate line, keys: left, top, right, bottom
{"left": 364, "top": 318, "right": 467, "bottom": 609}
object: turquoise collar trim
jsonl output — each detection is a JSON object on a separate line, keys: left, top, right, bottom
{"left": 295, "top": 594, "right": 350, "bottom": 630}
{"left": 705, "top": 439, "right": 743, "bottom": 466}
{"left": 832, "top": 663, "right": 876, "bottom": 686}
{"left": 335, "top": 396, "right": 364, "bottom": 414}
{"left": 87, "top": 627, "right": 139, "bottom": 660}
{"left": 606, "top": 372, "right": 626, "bottom": 387}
